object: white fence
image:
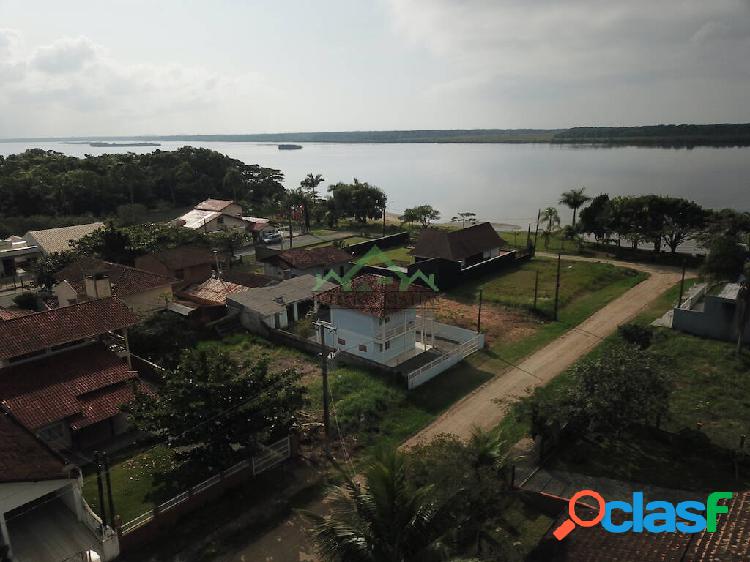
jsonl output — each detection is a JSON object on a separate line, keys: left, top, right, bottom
{"left": 120, "top": 436, "right": 291, "bottom": 535}
{"left": 407, "top": 333, "right": 483, "bottom": 389}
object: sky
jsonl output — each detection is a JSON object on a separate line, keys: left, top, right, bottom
{"left": 1, "top": 0, "right": 749, "bottom": 137}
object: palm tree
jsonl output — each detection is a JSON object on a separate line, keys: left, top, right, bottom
{"left": 299, "top": 173, "right": 325, "bottom": 232}
{"left": 305, "top": 449, "right": 450, "bottom": 562}
{"left": 559, "top": 187, "right": 591, "bottom": 227}
{"left": 540, "top": 207, "right": 560, "bottom": 248}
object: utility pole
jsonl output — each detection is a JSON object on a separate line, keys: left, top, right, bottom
{"left": 94, "top": 452, "right": 107, "bottom": 533}
{"left": 382, "top": 203, "right": 386, "bottom": 238}
{"left": 477, "top": 288, "right": 483, "bottom": 333}
{"left": 318, "top": 323, "right": 330, "bottom": 440}
{"left": 553, "top": 253, "right": 561, "bottom": 321}
{"left": 288, "top": 208, "right": 294, "bottom": 249}
{"left": 677, "top": 260, "right": 687, "bottom": 307}
{"left": 526, "top": 224, "right": 531, "bottom": 249}
{"left": 534, "top": 208, "right": 541, "bottom": 248}
{"left": 103, "top": 452, "right": 116, "bottom": 527}
{"left": 533, "top": 270, "right": 539, "bottom": 311}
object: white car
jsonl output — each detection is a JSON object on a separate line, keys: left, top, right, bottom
{"left": 261, "top": 229, "right": 283, "bottom": 244}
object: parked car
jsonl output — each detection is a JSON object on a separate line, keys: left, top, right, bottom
{"left": 261, "top": 229, "right": 283, "bottom": 244}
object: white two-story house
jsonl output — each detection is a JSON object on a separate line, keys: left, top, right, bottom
{"left": 315, "top": 274, "right": 437, "bottom": 366}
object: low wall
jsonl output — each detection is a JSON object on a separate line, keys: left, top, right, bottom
{"left": 408, "top": 249, "right": 529, "bottom": 290}
{"left": 345, "top": 232, "right": 410, "bottom": 256}
{"left": 118, "top": 436, "right": 293, "bottom": 554}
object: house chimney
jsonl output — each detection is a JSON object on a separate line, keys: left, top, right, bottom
{"left": 84, "top": 274, "right": 112, "bottom": 299}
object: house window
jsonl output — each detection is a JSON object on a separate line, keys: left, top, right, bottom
{"left": 359, "top": 344, "right": 367, "bottom": 352}
{"left": 218, "top": 216, "right": 225, "bottom": 224}
{"left": 385, "top": 341, "right": 391, "bottom": 350}
{"left": 376, "top": 343, "right": 383, "bottom": 352}
{"left": 338, "top": 337, "right": 346, "bottom": 346}
{"left": 385, "top": 316, "right": 391, "bottom": 323}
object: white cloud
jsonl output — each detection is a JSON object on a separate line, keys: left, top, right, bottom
{"left": 30, "top": 35, "right": 99, "bottom": 74}
{"left": 0, "top": 28, "right": 26, "bottom": 84}
{"left": 0, "top": 31, "right": 284, "bottom": 137}
{"left": 386, "top": 0, "right": 750, "bottom": 125}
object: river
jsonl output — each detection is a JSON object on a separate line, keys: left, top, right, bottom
{"left": 1, "top": 140, "right": 748, "bottom": 229}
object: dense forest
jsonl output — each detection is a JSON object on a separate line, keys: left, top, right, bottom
{"left": 7, "top": 123, "right": 750, "bottom": 146}
{"left": 0, "top": 147, "right": 285, "bottom": 236}
{"left": 552, "top": 124, "right": 750, "bottom": 147}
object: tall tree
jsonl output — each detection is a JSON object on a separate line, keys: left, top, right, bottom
{"left": 306, "top": 449, "right": 451, "bottom": 562}
{"left": 400, "top": 205, "right": 441, "bottom": 228}
{"left": 540, "top": 207, "right": 560, "bottom": 248}
{"left": 450, "top": 212, "right": 477, "bottom": 229}
{"left": 578, "top": 193, "right": 612, "bottom": 242}
{"left": 559, "top": 187, "right": 591, "bottom": 227}
{"left": 327, "top": 179, "right": 387, "bottom": 224}
{"left": 701, "top": 235, "right": 746, "bottom": 281}
{"left": 299, "top": 173, "right": 325, "bottom": 232}
{"left": 127, "top": 348, "right": 306, "bottom": 470}
{"left": 659, "top": 197, "right": 706, "bottom": 253}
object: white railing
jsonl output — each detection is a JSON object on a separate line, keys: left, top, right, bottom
{"left": 82, "top": 499, "right": 106, "bottom": 537}
{"left": 407, "top": 334, "right": 482, "bottom": 389}
{"left": 375, "top": 320, "right": 416, "bottom": 341}
{"left": 120, "top": 436, "right": 291, "bottom": 535}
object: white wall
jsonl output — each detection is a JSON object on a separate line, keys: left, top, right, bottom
{"left": 0, "top": 479, "right": 71, "bottom": 514}
{"left": 327, "top": 308, "right": 417, "bottom": 364}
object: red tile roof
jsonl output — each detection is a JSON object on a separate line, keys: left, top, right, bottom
{"left": 196, "top": 199, "right": 236, "bottom": 212}
{"left": 0, "top": 297, "right": 138, "bottom": 361}
{"left": 266, "top": 246, "right": 352, "bottom": 270}
{"left": 0, "top": 344, "right": 142, "bottom": 431}
{"left": 315, "top": 274, "right": 436, "bottom": 318}
{"left": 55, "top": 257, "right": 173, "bottom": 297}
{"left": 178, "top": 278, "right": 249, "bottom": 305}
{"left": 0, "top": 307, "right": 32, "bottom": 321}
{"left": 685, "top": 491, "right": 750, "bottom": 561}
{"left": 412, "top": 222, "right": 507, "bottom": 262}
{"left": 0, "top": 408, "right": 69, "bottom": 483}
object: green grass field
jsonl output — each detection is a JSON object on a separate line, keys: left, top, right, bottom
{"left": 449, "top": 256, "right": 643, "bottom": 318}
{"left": 494, "top": 276, "right": 750, "bottom": 492}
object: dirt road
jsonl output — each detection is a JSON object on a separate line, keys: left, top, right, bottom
{"left": 402, "top": 255, "right": 689, "bottom": 447}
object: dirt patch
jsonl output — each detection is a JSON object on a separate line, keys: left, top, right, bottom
{"left": 434, "top": 296, "right": 541, "bottom": 347}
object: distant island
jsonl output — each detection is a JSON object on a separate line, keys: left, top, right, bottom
{"left": 88, "top": 142, "right": 161, "bottom": 147}
{"left": 278, "top": 144, "right": 302, "bottom": 150}
{"left": 9, "top": 123, "right": 750, "bottom": 148}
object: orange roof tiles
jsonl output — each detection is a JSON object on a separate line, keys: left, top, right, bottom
{"left": 315, "top": 274, "right": 436, "bottom": 318}
{"left": 0, "top": 344, "right": 142, "bottom": 431}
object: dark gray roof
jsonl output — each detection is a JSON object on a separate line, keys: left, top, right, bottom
{"left": 411, "top": 222, "right": 506, "bottom": 262}
{"left": 227, "top": 274, "right": 335, "bottom": 316}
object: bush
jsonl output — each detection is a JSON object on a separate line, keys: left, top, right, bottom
{"left": 12, "top": 292, "right": 39, "bottom": 311}
{"left": 618, "top": 323, "right": 654, "bottom": 349}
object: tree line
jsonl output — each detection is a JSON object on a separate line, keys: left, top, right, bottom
{"left": 542, "top": 187, "right": 749, "bottom": 256}
{"left": 0, "top": 147, "right": 285, "bottom": 232}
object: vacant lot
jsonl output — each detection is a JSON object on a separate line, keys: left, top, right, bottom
{"left": 450, "top": 256, "right": 643, "bottom": 318}
{"left": 507, "top": 277, "right": 750, "bottom": 492}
